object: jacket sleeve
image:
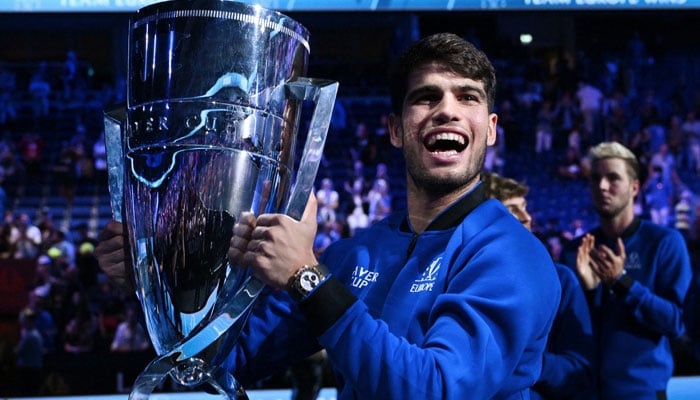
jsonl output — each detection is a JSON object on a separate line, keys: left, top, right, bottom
{"left": 614, "top": 231, "right": 691, "bottom": 339}
{"left": 221, "top": 287, "right": 323, "bottom": 387}
{"left": 534, "top": 265, "right": 594, "bottom": 398}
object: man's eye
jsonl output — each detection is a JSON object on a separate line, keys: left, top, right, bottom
{"left": 415, "top": 94, "right": 439, "bottom": 104}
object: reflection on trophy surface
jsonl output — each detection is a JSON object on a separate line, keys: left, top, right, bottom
{"left": 104, "top": 0, "right": 338, "bottom": 398}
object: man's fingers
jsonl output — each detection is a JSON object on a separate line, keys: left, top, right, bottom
{"left": 617, "top": 237, "right": 626, "bottom": 259}
{"left": 302, "top": 191, "right": 318, "bottom": 224}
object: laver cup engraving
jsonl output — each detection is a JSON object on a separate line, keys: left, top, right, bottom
{"left": 103, "top": 1, "right": 337, "bottom": 398}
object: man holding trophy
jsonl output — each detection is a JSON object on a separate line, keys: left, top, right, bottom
{"left": 97, "top": 28, "right": 561, "bottom": 400}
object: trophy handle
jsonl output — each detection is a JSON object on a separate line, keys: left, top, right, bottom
{"left": 283, "top": 78, "right": 339, "bottom": 219}
{"left": 103, "top": 104, "right": 127, "bottom": 222}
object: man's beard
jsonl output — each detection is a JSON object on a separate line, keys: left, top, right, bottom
{"left": 595, "top": 194, "right": 631, "bottom": 220}
{"left": 405, "top": 147, "right": 485, "bottom": 197}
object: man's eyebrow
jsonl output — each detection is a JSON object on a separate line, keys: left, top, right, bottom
{"left": 405, "top": 85, "right": 440, "bottom": 100}
{"left": 456, "top": 83, "right": 487, "bottom": 99}
{"left": 405, "top": 83, "right": 487, "bottom": 101}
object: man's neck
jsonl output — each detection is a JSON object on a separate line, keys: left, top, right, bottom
{"left": 406, "top": 183, "right": 476, "bottom": 234}
{"left": 599, "top": 209, "right": 636, "bottom": 238}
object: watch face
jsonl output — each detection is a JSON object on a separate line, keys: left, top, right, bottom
{"left": 299, "top": 269, "right": 321, "bottom": 292}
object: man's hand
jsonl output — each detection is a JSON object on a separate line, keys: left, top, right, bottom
{"left": 229, "top": 193, "right": 320, "bottom": 290}
{"left": 94, "top": 220, "right": 134, "bottom": 292}
{"left": 575, "top": 233, "right": 601, "bottom": 290}
{"left": 589, "top": 237, "right": 626, "bottom": 286}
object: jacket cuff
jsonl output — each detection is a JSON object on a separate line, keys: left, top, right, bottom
{"left": 611, "top": 273, "right": 634, "bottom": 296}
{"left": 298, "top": 276, "right": 357, "bottom": 335}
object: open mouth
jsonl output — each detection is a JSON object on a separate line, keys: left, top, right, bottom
{"left": 425, "top": 132, "right": 467, "bottom": 155}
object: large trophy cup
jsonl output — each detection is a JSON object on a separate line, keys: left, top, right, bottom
{"left": 103, "top": 1, "right": 338, "bottom": 398}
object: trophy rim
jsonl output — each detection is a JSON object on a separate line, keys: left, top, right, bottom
{"left": 132, "top": 0, "right": 310, "bottom": 53}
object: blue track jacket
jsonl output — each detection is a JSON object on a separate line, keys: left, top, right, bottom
{"left": 562, "top": 218, "right": 692, "bottom": 399}
{"left": 226, "top": 184, "right": 561, "bottom": 399}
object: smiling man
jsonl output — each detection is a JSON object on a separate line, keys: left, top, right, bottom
{"left": 97, "top": 33, "right": 561, "bottom": 399}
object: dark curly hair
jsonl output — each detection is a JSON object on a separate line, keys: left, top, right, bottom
{"left": 389, "top": 32, "right": 497, "bottom": 115}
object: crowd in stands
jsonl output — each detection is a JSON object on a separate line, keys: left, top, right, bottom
{"left": 2, "top": 28, "right": 700, "bottom": 396}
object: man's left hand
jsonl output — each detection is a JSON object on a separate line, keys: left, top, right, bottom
{"left": 590, "top": 237, "right": 626, "bottom": 285}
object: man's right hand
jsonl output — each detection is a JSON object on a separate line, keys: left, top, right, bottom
{"left": 575, "top": 233, "right": 601, "bottom": 290}
{"left": 94, "top": 220, "right": 134, "bottom": 292}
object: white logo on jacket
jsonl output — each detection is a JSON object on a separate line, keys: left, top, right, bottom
{"left": 351, "top": 265, "right": 379, "bottom": 289}
{"left": 625, "top": 252, "right": 642, "bottom": 270}
{"left": 410, "top": 257, "right": 441, "bottom": 293}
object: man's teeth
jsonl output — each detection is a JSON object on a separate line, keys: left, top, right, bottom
{"left": 432, "top": 149, "right": 459, "bottom": 155}
{"left": 427, "top": 132, "right": 465, "bottom": 146}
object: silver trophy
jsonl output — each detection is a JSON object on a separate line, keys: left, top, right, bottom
{"left": 103, "top": 1, "right": 338, "bottom": 398}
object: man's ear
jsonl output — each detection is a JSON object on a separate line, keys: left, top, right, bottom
{"left": 486, "top": 113, "right": 498, "bottom": 146}
{"left": 388, "top": 113, "right": 403, "bottom": 148}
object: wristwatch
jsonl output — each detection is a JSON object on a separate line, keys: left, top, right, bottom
{"left": 288, "top": 264, "right": 328, "bottom": 301}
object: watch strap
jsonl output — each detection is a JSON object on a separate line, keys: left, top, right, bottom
{"left": 611, "top": 273, "right": 634, "bottom": 296}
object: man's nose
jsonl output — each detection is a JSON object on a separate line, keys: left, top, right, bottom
{"left": 433, "top": 95, "right": 461, "bottom": 123}
{"left": 596, "top": 177, "right": 610, "bottom": 191}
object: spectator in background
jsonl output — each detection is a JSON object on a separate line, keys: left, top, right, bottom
{"left": 0, "top": 68, "right": 17, "bottom": 129}
{"left": 623, "top": 31, "right": 647, "bottom": 96}
{"left": 28, "top": 63, "right": 51, "bottom": 121}
{"left": 18, "top": 131, "right": 45, "bottom": 179}
{"left": 313, "top": 220, "right": 342, "bottom": 258}
{"left": 15, "top": 309, "right": 44, "bottom": 396}
{"left": 374, "top": 113, "right": 392, "bottom": 160}
{"left": 61, "top": 290, "right": 98, "bottom": 353}
{"left": 553, "top": 92, "right": 580, "bottom": 149}
{"left": 681, "top": 110, "right": 700, "bottom": 176}
{"left": 575, "top": 79, "right": 604, "bottom": 143}
{"left": 110, "top": 303, "right": 150, "bottom": 352}
{"left": 648, "top": 142, "right": 679, "bottom": 188}
{"left": 46, "top": 229, "right": 76, "bottom": 269}
{"left": 564, "top": 219, "right": 586, "bottom": 241}
{"left": 558, "top": 147, "right": 585, "bottom": 180}
{"left": 52, "top": 140, "right": 80, "bottom": 206}
{"left": 316, "top": 178, "right": 339, "bottom": 223}
{"left": 10, "top": 212, "right": 42, "bottom": 259}
{"left": 35, "top": 208, "right": 57, "bottom": 254}
{"left": 643, "top": 165, "right": 674, "bottom": 226}
{"left": 62, "top": 50, "right": 80, "bottom": 101}
{"left": 346, "top": 202, "right": 369, "bottom": 237}
{"left": 92, "top": 274, "right": 126, "bottom": 352}
{"left": 674, "top": 190, "right": 695, "bottom": 242}
{"left": 366, "top": 177, "right": 391, "bottom": 224}
{"left": 72, "top": 123, "right": 94, "bottom": 183}
{"left": 374, "top": 162, "right": 389, "bottom": 183}
{"left": 0, "top": 216, "right": 14, "bottom": 258}
{"left": 92, "top": 131, "right": 108, "bottom": 184}
{"left": 32, "top": 254, "right": 66, "bottom": 300}
{"left": 0, "top": 132, "right": 19, "bottom": 180}
{"left": 642, "top": 107, "right": 667, "bottom": 154}
{"left": 350, "top": 121, "right": 377, "bottom": 165}
{"left": 21, "top": 288, "right": 57, "bottom": 355}
{"left": 535, "top": 100, "right": 555, "bottom": 154}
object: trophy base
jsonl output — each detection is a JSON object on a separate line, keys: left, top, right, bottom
{"left": 129, "top": 357, "right": 248, "bottom": 400}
